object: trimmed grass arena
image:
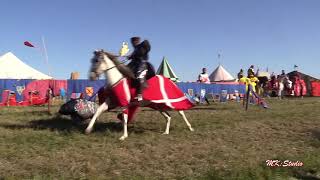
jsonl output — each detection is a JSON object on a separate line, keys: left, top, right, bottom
{"left": 0, "top": 98, "right": 320, "bottom": 179}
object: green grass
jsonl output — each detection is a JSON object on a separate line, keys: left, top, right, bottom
{"left": 0, "top": 98, "right": 320, "bottom": 179}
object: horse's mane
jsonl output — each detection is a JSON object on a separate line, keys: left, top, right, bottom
{"left": 102, "top": 51, "right": 135, "bottom": 79}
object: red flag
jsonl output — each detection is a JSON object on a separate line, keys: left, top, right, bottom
{"left": 24, "top": 41, "right": 35, "bottom": 47}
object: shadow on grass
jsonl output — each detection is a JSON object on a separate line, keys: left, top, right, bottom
{"left": 311, "top": 129, "right": 320, "bottom": 141}
{"left": 140, "top": 107, "right": 218, "bottom": 112}
{"left": 0, "top": 116, "right": 138, "bottom": 134}
{"left": 293, "top": 170, "right": 320, "bottom": 180}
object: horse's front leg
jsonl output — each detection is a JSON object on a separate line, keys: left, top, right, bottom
{"left": 85, "top": 102, "right": 108, "bottom": 134}
{"left": 119, "top": 112, "right": 128, "bottom": 140}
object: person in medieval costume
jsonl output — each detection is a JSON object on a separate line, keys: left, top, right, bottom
{"left": 239, "top": 73, "right": 250, "bottom": 93}
{"left": 127, "top": 37, "right": 155, "bottom": 101}
{"left": 247, "top": 65, "right": 255, "bottom": 77}
{"left": 248, "top": 73, "right": 259, "bottom": 92}
{"left": 237, "top": 69, "right": 244, "bottom": 80}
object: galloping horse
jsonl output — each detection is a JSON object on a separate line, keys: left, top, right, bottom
{"left": 85, "top": 50, "right": 194, "bottom": 140}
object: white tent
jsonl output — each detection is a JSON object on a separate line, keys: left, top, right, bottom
{"left": 0, "top": 52, "right": 52, "bottom": 79}
{"left": 257, "top": 71, "right": 271, "bottom": 79}
{"left": 209, "top": 65, "right": 235, "bottom": 82}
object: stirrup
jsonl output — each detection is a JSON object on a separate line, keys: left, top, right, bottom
{"left": 134, "top": 94, "right": 143, "bottom": 101}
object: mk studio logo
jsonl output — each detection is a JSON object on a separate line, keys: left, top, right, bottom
{"left": 16, "top": 86, "right": 25, "bottom": 95}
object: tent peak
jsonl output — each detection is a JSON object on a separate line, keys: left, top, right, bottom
{"left": 209, "top": 64, "right": 235, "bottom": 82}
{"left": 156, "top": 57, "right": 179, "bottom": 82}
{"left": 0, "top": 52, "right": 15, "bottom": 58}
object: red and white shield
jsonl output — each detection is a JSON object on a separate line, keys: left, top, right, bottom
{"left": 85, "top": 87, "right": 94, "bottom": 97}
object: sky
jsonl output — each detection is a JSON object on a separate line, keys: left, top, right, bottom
{"left": 1, "top": 0, "right": 320, "bottom": 80}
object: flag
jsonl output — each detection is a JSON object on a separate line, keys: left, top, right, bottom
{"left": 294, "top": 65, "right": 298, "bottom": 68}
{"left": 119, "top": 42, "right": 129, "bottom": 56}
{"left": 24, "top": 41, "right": 35, "bottom": 47}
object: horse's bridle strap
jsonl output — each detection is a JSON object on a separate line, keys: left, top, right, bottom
{"left": 104, "top": 58, "right": 130, "bottom": 72}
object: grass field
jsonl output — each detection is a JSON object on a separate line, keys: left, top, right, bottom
{"left": 0, "top": 98, "right": 320, "bottom": 179}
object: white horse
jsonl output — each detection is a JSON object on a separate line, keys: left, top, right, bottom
{"left": 85, "top": 50, "right": 194, "bottom": 140}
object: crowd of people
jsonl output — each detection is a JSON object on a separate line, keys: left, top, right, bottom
{"left": 195, "top": 64, "right": 307, "bottom": 99}
{"left": 236, "top": 65, "right": 305, "bottom": 98}
{"left": 194, "top": 65, "right": 288, "bottom": 103}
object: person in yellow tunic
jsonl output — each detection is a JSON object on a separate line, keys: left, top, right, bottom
{"left": 248, "top": 74, "right": 259, "bottom": 92}
{"left": 239, "top": 74, "right": 250, "bottom": 91}
{"left": 239, "top": 75, "right": 249, "bottom": 84}
{"left": 239, "top": 73, "right": 259, "bottom": 95}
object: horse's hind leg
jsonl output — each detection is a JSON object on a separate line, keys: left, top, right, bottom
{"left": 119, "top": 113, "right": 128, "bottom": 141}
{"left": 178, "top": 110, "right": 194, "bottom": 132}
{"left": 85, "top": 102, "right": 108, "bottom": 134}
{"left": 160, "top": 111, "right": 171, "bottom": 134}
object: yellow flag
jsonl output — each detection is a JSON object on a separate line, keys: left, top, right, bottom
{"left": 119, "top": 42, "right": 129, "bottom": 56}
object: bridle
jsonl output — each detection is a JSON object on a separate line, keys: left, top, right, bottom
{"left": 105, "top": 58, "right": 130, "bottom": 72}
{"left": 93, "top": 53, "right": 130, "bottom": 73}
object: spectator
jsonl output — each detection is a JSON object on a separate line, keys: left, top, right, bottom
{"left": 279, "top": 70, "right": 288, "bottom": 79}
{"left": 198, "top": 68, "right": 210, "bottom": 84}
{"left": 60, "top": 88, "right": 66, "bottom": 102}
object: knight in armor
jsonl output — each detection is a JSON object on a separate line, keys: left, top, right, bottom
{"left": 127, "top": 37, "right": 155, "bottom": 101}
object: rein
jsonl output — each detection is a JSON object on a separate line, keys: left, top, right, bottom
{"left": 104, "top": 57, "right": 130, "bottom": 72}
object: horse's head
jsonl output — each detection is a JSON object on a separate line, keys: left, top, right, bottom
{"left": 89, "top": 49, "right": 135, "bottom": 81}
{"left": 89, "top": 50, "right": 108, "bottom": 80}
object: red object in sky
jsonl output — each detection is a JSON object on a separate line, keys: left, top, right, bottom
{"left": 24, "top": 41, "right": 35, "bottom": 47}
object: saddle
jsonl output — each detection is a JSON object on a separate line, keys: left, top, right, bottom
{"left": 130, "top": 62, "right": 156, "bottom": 90}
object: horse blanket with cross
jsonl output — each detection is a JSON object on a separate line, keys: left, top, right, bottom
{"left": 98, "top": 75, "right": 194, "bottom": 122}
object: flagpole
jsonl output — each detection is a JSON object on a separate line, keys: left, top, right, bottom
{"left": 41, "top": 36, "right": 51, "bottom": 76}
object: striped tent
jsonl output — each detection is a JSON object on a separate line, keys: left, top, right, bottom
{"left": 156, "top": 57, "right": 179, "bottom": 82}
{"left": 209, "top": 65, "right": 235, "bottom": 82}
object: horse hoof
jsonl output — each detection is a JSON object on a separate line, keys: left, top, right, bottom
{"left": 119, "top": 136, "right": 127, "bottom": 141}
{"left": 85, "top": 128, "right": 92, "bottom": 135}
{"left": 190, "top": 128, "right": 194, "bottom": 132}
{"left": 162, "top": 132, "right": 169, "bottom": 135}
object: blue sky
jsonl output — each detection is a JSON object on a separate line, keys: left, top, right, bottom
{"left": 1, "top": 0, "right": 320, "bottom": 80}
